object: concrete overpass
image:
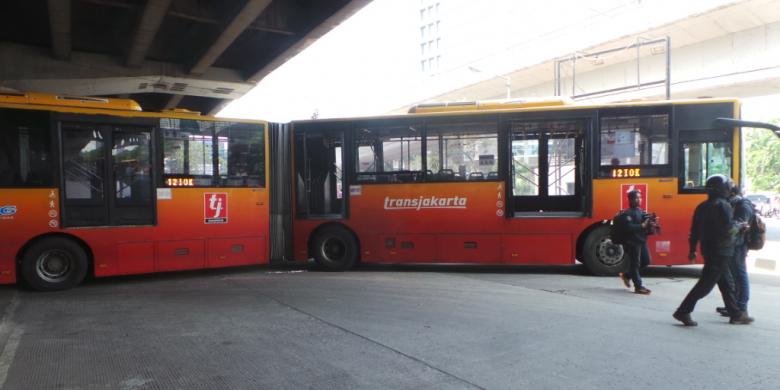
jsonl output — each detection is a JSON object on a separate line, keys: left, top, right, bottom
{"left": 0, "top": 0, "right": 371, "bottom": 115}
{"left": 421, "top": 0, "right": 780, "bottom": 107}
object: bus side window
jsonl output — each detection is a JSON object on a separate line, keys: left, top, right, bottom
{"left": 0, "top": 109, "right": 53, "bottom": 187}
{"left": 680, "top": 141, "right": 731, "bottom": 190}
{"left": 598, "top": 113, "right": 670, "bottom": 177}
{"left": 216, "top": 122, "right": 265, "bottom": 188}
{"left": 426, "top": 119, "right": 498, "bottom": 182}
{"left": 354, "top": 123, "right": 423, "bottom": 184}
{"left": 161, "top": 118, "right": 215, "bottom": 187}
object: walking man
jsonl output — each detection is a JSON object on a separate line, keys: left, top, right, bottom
{"left": 716, "top": 184, "right": 754, "bottom": 318}
{"left": 673, "top": 174, "right": 753, "bottom": 326}
{"left": 618, "top": 189, "right": 653, "bottom": 295}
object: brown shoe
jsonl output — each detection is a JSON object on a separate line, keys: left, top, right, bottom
{"left": 619, "top": 272, "right": 631, "bottom": 288}
{"left": 729, "top": 313, "right": 754, "bottom": 325}
{"left": 673, "top": 311, "right": 698, "bottom": 326}
{"left": 634, "top": 286, "right": 651, "bottom": 295}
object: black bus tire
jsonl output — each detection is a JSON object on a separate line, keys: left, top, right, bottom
{"left": 311, "top": 226, "right": 358, "bottom": 271}
{"left": 21, "top": 237, "right": 89, "bottom": 291}
{"left": 582, "top": 225, "right": 626, "bottom": 276}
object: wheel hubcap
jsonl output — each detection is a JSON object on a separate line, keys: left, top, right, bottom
{"left": 321, "top": 238, "right": 346, "bottom": 262}
{"left": 597, "top": 238, "right": 624, "bottom": 266}
{"left": 36, "top": 250, "right": 72, "bottom": 283}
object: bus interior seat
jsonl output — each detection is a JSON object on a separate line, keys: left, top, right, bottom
{"left": 438, "top": 169, "right": 454, "bottom": 180}
{"left": 356, "top": 173, "right": 377, "bottom": 183}
{"left": 468, "top": 172, "right": 484, "bottom": 180}
{"left": 487, "top": 171, "right": 499, "bottom": 180}
{"left": 396, "top": 172, "right": 416, "bottom": 182}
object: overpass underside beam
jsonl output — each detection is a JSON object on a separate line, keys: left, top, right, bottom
{"left": 0, "top": 43, "right": 253, "bottom": 100}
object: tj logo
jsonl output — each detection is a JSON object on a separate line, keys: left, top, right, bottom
{"left": 208, "top": 194, "right": 223, "bottom": 218}
{"left": 204, "top": 193, "right": 228, "bottom": 224}
{"left": 0, "top": 206, "right": 17, "bottom": 216}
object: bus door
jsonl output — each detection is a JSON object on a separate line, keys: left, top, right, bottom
{"left": 294, "top": 125, "right": 346, "bottom": 219}
{"left": 60, "top": 122, "right": 155, "bottom": 227}
{"left": 509, "top": 119, "right": 586, "bottom": 214}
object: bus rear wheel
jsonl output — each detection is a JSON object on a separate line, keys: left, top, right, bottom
{"left": 21, "top": 237, "right": 88, "bottom": 291}
{"left": 582, "top": 225, "right": 626, "bottom": 276}
{"left": 311, "top": 226, "right": 358, "bottom": 271}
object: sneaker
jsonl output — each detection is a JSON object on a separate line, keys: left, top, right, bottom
{"left": 619, "top": 272, "right": 631, "bottom": 288}
{"left": 634, "top": 286, "right": 651, "bottom": 295}
{"left": 715, "top": 307, "right": 730, "bottom": 317}
{"left": 673, "top": 311, "right": 698, "bottom": 326}
{"left": 729, "top": 313, "right": 754, "bottom": 325}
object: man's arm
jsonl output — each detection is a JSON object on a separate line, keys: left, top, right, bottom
{"left": 717, "top": 200, "right": 744, "bottom": 244}
{"left": 688, "top": 204, "right": 701, "bottom": 260}
{"left": 733, "top": 199, "right": 752, "bottom": 224}
{"left": 626, "top": 209, "right": 646, "bottom": 233}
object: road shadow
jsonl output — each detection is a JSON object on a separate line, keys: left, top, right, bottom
{"left": 7, "top": 262, "right": 711, "bottom": 292}
{"left": 354, "top": 263, "right": 707, "bottom": 279}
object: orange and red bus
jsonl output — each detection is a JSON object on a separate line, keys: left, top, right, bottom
{"left": 282, "top": 98, "right": 778, "bottom": 274}
{"left": 0, "top": 92, "right": 270, "bottom": 290}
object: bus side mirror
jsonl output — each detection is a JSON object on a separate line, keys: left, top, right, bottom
{"left": 712, "top": 118, "right": 780, "bottom": 138}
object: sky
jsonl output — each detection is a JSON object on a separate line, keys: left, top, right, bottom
{"left": 219, "top": 0, "right": 773, "bottom": 122}
{"left": 743, "top": 94, "right": 780, "bottom": 122}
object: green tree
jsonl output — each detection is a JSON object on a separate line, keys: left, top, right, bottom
{"left": 746, "top": 123, "right": 780, "bottom": 193}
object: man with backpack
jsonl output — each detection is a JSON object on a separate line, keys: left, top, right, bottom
{"left": 715, "top": 184, "right": 754, "bottom": 319}
{"left": 673, "top": 174, "right": 753, "bottom": 326}
{"left": 614, "top": 189, "right": 654, "bottom": 295}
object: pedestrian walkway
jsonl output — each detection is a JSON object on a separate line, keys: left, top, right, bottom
{"left": 747, "top": 240, "right": 779, "bottom": 276}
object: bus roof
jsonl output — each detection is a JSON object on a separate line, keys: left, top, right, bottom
{"left": 291, "top": 97, "right": 740, "bottom": 125}
{"left": 0, "top": 91, "right": 266, "bottom": 125}
{"left": 407, "top": 97, "right": 573, "bottom": 113}
{"left": 0, "top": 91, "right": 143, "bottom": 111}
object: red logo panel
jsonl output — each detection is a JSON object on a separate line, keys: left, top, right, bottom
{"left": 204, "top": 193, "right": 228, "bottom": 224}
{"left": 620, "top": 183, "right": 647, "bottom": 209}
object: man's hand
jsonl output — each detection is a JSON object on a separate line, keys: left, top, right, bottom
{"left": 687, "top": 251, "right": 697, "bottom": 262}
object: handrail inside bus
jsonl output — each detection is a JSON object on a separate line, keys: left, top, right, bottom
{"left": 713, "top": 118, "right": 780, "bottom": 138}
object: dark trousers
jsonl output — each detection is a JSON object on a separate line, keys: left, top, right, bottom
{"left": 677, "top": 254, "right": 742, "bottom": 316}
{"left": 623, "top": 242, "right": 649, "bottom": 288}
{"left": 720, "top": 245, "right": 749, "bottom": 311}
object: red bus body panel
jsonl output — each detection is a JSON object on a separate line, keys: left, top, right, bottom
{"left": 0, "top": 187, "right": 269, "bottom": 284}
{"left": 294, "top": 178, "right": 704, "bottom": 266}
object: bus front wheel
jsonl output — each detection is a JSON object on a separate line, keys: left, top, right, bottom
{"left": 582, "top": 225, "right": 626, "bottom": 276}
{"left": 311, "top": 226, "right": 358, "bottom": 271}
{"left": 21, "top": 237, "right": 89, "bottom": 291}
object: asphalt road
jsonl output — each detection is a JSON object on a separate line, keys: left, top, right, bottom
{"left": 0, "top": 262, "right": 778, "bottom": 390}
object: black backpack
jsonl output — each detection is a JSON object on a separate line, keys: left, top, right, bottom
{"left": 610, "top": 210, "right": 631, "bottom": 245}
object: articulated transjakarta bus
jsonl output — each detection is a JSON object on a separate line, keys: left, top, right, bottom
{"left": 3, "top": 93, "right": 778, "bottom": 290}
{"left": 276, "top": 97, "right": 779, "bottom": 275}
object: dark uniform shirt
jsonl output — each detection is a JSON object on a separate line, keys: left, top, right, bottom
{"left": 623, "top": 206, "right": 648, "bottom": 244}
{"left": 689, "top": 197, "right": 740, "bottom": 257}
